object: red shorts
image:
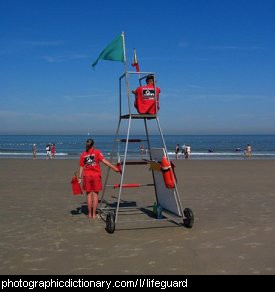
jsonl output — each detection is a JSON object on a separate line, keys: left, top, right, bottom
{"left": 83, "top": 175, "right": 102, "bottom": 193}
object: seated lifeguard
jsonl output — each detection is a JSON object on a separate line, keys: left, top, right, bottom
{"left": 132, "top": 74, "right": 161, "bottom": 114}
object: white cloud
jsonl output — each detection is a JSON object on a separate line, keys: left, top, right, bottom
{"left": 42, "top": 53, "right": 90, "bottom": 63}
{"left": 208, "top": 45, "right": 266, "bottom": 51}
{"left": 42, "top": 56, "right": 65, "bottom": 63}
{"left": 23, "top": 40, "right": 65, "bottom": 47}
{"left": 63, "top": 91, "right": 114, "bottom": 102}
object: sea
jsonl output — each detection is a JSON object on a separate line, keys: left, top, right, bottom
{"left": 1, "top": 135, "right": 275, "bottom": 160}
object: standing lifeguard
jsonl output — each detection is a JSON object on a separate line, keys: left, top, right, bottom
{"left": 78, "top": 139, "right": 120, "bottom": 219}
{"left": 132, "top": 74, "right": 161, "bottom": 114}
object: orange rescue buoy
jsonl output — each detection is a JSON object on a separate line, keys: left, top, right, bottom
{"left": 71, "top": 176, "right": 83, "bottom": 195}
{"left": 160, "top": 156, "right": 175, "bottom": 189}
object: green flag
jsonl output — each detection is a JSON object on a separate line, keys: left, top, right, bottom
{"left": 92, "top": 34, "right": 124, "bottom": 68}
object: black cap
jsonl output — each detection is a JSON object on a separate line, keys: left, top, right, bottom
{"left": 146, "top": 74, "right": 154, "bottom": 81}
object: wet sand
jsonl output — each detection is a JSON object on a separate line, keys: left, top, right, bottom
{"left": 0, "top": 159, "right": 274, "bottom": 275}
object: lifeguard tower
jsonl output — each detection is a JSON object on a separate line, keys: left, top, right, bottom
{"left": 98, "top": 70, "right": 194, "bottom": 233}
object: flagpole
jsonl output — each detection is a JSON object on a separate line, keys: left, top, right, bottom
{"left": 132, "top": 48, "right": 140, "bottom": 80}
{"left": 121, "top": 31, "right": 127, "bottom": 73}
{"left": 122, "top": 32, "right": 131, "bottom": 113}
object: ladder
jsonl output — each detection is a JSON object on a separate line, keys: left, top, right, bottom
{"left": 98, "top": 71, "right": 194, "bottom": 233}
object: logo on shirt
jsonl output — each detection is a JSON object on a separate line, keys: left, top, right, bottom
{"left": 84, "top": 154, "right": 96, "bottom": 166}
{"left": 142, "top": 89, "right": 155, "bottom": 99}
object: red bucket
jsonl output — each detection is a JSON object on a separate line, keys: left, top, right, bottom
{"left": 71, "top": 176, "right": 83, "bottom": 195}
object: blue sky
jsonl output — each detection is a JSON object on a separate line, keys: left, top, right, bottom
{"left": 0, "top": 0, "right": 274, "bottom": 135}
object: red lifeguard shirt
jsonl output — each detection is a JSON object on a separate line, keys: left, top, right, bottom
{"left": 134, "top": 83, "right": 160, "bottom": 114}
{"left": 79, "top": 148, "right": 104, "bottom": 176}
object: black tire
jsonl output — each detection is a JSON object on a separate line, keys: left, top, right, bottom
{"left": 106, "top": 212, "right": 115, "bottom": 234}
{"left": 183, "top": 208, "right": 194, "bottom": 228}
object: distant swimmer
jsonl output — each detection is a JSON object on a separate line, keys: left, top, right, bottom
{"left": 32, "top": 144, "right": 37, "bottom": 159}
{"left": 247, "top": 144, "right": 252, "bottom": 158}
{"left": 175, "top": 144, "right": 180, "bottom": 159}
{"left": 46, "top": 144, "right": 51, "bottom": 159}
{"left": 208, "top": 149, "right": 214, "bottom": 153}
{"left": 185, "top": 144, "right": 191, "bottom": 159}
{"left": 235, "top": 147, "right": 241, "bottom": 152}
{"left": 139, "top": 145, "right": 145, "bottom": 155}
{"left": 181, "top": 144, "right": 186, "bottom": 157}
{"left": 51, "top": 143, "right": 56, "bottom": 159}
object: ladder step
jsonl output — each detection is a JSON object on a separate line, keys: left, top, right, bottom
{"left": 120, "top": 139, "right": 145, "bottom": 143}
{"left": 107, "top": 183, "right": 154, "bottom": 189}
{"left": 115, "top": 138, "right": 148, "bottom": 142}
{"left": 118, "top": 161, "right": 148, "bottom": 165}
{"left": 121, "top": 114, "right": 157, "bottom": 119}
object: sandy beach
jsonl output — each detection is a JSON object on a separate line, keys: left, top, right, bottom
{"left": 0, "top": 159, "right": 274, "bottom": 275}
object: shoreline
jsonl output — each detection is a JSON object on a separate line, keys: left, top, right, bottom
{"left": 1, "top": 153, "right": 275, "bottom": 160}
{"left": 1, "top": 134, "right": 275, "bottom": 161}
